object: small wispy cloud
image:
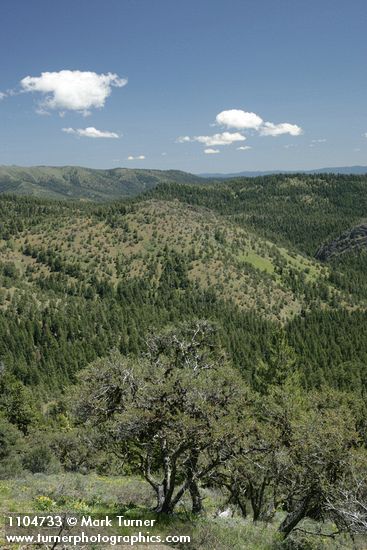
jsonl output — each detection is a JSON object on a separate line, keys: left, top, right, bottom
{"left": 62, "top": 127, "right": 119, "bottom": 139}
{"left": 237, "top": 145, "right": 252, "bottom": 151}
{"left": 196, "top": 132, "right": 246, "bottom": 146}
{"left": 259, "top": 122, "right": 303, "bottom": 137}
{"left": 176, "top": 136, "right": 191, "bottom": 143}
{"left": 204, "top": 148, "right": 220, "bottom": 154}
{"left": 127, "top": 155, "right": 145, "bottom": 160}
{"left": 0, "top": 92, "right": 6, "bottom": 100}
{"left": 309, "top": 139, "right": 327, "bottom": 148}
{"left": 177, "top": 132, "right": 246, "bottom": 147}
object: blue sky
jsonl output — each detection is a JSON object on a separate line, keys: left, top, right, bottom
{"left": 0, "top": 0, "right": 366, "bottom": 172}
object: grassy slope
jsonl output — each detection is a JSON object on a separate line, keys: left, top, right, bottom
{"left": 0, "top": 198, "right": 337, "bottom": 323}
{"left": 0, "top": 474, "right": 356, "bottom": 550}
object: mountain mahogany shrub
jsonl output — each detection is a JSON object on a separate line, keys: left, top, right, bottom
{"left": 73, "top": 322, "right": 253, "bottom": 514}
{"left": 208, "top": 379, "right": 367, "bottom": 538}
{"left": 256, "top": 385, "right": 366, "bottom": 538}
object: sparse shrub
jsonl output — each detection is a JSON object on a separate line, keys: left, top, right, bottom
{"left": 0, "top": 415, "right": 24, "bottom": 478}
{"left": 272, "top": 530, "right": 346, "bottom": 550}
{"left": 114, "top": 479, "right": 155, "bottom": 509}
{"left": 22, "top": 441, "right": 61, "bottom": 474}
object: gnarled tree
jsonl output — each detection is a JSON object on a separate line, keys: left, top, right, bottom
{"left": 73, "top": 321, "right": 250, "bottom": 514}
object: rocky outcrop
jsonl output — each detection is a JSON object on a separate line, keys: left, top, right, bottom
{"left": 315, "top": 224, "right": 367, "bottom": 261}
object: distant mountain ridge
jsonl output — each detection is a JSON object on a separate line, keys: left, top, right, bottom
{"left": 0, "top": 165, "right": 206, "bottom": 201}
{"left": 1, "top": 164, "right": 367, "bottom": 202}
{"left": 199, "top": 166, "right": 367, "bottom": 178}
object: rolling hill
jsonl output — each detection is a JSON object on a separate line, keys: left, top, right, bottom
{"left": 0, "top": 165, "right": 206, "bottom": 201}
{"left": 148, "top": 172, "right": 367, "bottom": 256}
{"left": 0, "top": 197, "right": 329, "bottom": 323}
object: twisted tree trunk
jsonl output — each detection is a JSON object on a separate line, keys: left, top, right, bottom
{"left": 278, "top": 493, "right": 314, "bottom": 538}
{"left": 187, "top": 449, "right": 204, "bottom": 514}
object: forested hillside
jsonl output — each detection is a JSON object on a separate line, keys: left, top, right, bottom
{"left": 148, "top": 173, "right": 367, "bottom": 253}
{"left": 1, "top": 173, "right": 367, "bottom": 547}
{"left": 1, "top": 177, "right": 367, "bottom": 392}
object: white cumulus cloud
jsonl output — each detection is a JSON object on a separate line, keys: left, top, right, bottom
{"left": 237, "top": 145, "right": 252, "bottom": 151}
{"left": 216, "top": 109, "right": 263, "bottom": 129}
{"left": 216, "top": 109, "right": 303, "bottom": 138}
{"left": 127, "top": 155, "right": 145, "bottom": 160}
{"left": 259, "top": 122, "right": 303, "bottom": 137}
{"left": 0, "top": 92, "right": 6, "bottom": 100}
{"left": 177, "top": 109, "right": 302, "bottom": 153}
{"left": 62, "top": 127, "right": 119, "bottom": 139}
{"left": 21, "top": 70, "right": 127, "bottom": 115}
{"left": 204, "top": 148, "right": 220, "bottom": 154}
